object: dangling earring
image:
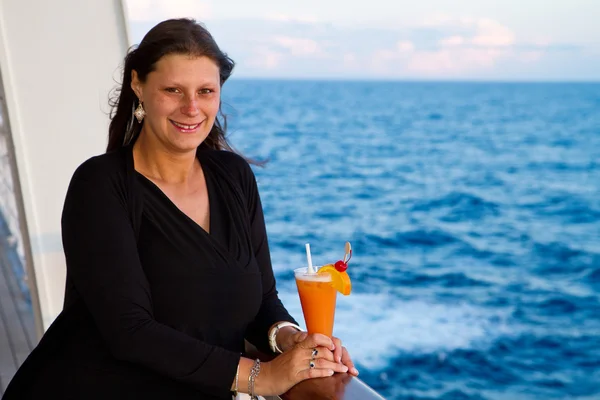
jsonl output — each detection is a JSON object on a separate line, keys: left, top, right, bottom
{"left": 134, "top": 100, "right": 146, "bottom": 123}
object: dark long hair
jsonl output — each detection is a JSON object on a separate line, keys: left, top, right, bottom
{"left": 107, "top": 18, "right": 235, "bottom": 153}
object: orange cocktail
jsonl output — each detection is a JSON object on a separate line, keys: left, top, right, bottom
{"left": 294, "top": 267, "right": 337, "bottom": 337}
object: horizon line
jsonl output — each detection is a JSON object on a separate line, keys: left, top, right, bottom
{"left": 227, "top": 76, "right": 600, "bottom": 84}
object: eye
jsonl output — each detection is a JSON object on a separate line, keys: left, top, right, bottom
{"left": 165, "top": 87, "right": 181, "bottom": 94}
{"left": 199, "top": 88, "right": 214, "bottom": 95}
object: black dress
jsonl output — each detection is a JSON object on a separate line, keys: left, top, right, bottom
{"left": 2, "top": 145, "right": 297, "bottom": 399}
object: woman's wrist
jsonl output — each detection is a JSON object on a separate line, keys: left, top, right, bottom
{"left": 268, "top": 321, "right": 302, "bottom": 353}
{"left": 231, "top": 357, "right": 275, "bottom": 396}
{"left": 233, "top": 357, "right": 273, "bottom": 396}
{"left": 253, "top": 359, "right": 273, "bottom": 396}
{"left": 276, "top": 326, "right": 301, "bottom": 352}
{"left": 231, "top": 357, "right": 254, "bottom": 394}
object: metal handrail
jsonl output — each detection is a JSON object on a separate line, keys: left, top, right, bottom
{"left": 246, "top": 341, "right": 386, "bottom": 399}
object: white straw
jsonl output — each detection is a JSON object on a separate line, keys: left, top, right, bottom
{"left": 305, "top": 243, "right": 315, "bottom": 273}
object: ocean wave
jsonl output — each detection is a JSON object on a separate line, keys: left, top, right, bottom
{"left": 411, "top": 192, "right": 500, "bottom": 222}
{"left": 584, "top": 267, "right": 600, "bottom": 288}
{"left": 354, "top": 229, "right": 503, "bottom": 266}
{"left": 488, "top": 333, "right": 600, "bottom": 396}
{"left": 385, "top": 271, "right": 491, "bottom": 288}
{"left": 378, "top": 332, "right": 600, "bottom": 399}
{"left": 514, "top": 293, "right": 600, "bottom": 322}
{"left": 363, "top": 229, "right": 460, "bottom": 249}
{"left": 532, "top": 242, "right": 597, "bottom": 274}
{"left": 277, "top": 291, "right": 517, "bottom": 371}
{"left": 364, "top": 348, "right": 521, "bottom": 400}
{"left": 537, "top": 297, "right": 578, "bottom": 314}
{"left": 530, "top": 193, "right": 600, "bottom": 223}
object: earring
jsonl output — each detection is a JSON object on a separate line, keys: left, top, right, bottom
{"left": 134, "top": 101, "right": 146, "bottom": 123}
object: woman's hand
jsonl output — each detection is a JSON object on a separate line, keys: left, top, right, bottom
{"left": 254, "top": 333, "right": 350, "bottom": 396}
{"left": 282, "top": 331, "right": 359, "bottom": 376}
{"left": 330, "top": 336, "right": 359, "bottom": 376}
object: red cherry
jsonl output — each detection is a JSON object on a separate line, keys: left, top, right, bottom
{"left": 334, "top": 260, "right": 348, "bottom": 272}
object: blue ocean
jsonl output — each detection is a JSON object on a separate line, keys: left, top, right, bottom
{"left": 222, "top": 80, "right": 600, "bottom": 400}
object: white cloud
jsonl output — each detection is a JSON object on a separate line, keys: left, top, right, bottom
{"left": 126, "top": 0, "right": 211, "bottom": 22}
{"left": 407, "top": 48, "right": 508, "bottom": 74}
{"left": 421, "top": 13, "right": 454, "bottom": 27}
{"left": 519, "top": 51, "right": 544, "bottom": 63}
{"left": 471, "top": 18, "right": 515, "bottom": 47}
{"left": 265, "top": 13, "right": 319, "bottom": 24}
{"left": 397, "top": 40, "right": 415, "bottom": 52}
{"left": 343, "top": 52, "right": 357, "bottom": 65}
{"left": 421, "top": 15, "right": 515, "bottom": 48}
{"left": 372, "top": 49, "right": 400, "bottom": 62}
{"left": 246, "top": 46, "right": 283, "bottom": 69}
{"left": 370, "top": 15, "right": 518, "bottom": 75}
{"left": 189, "top": 15, "right": 591, "bottom": 80}
{"left": 370, "top": 46, "right": 510, "bottom": 76}
{"left": 273, "top": 36, "right": 322, "bottom": 56}
{"left": 529, "top": 36, "right": 552, "bottom": 47}
{"left": 439, "top": 35, "right": 465, "bottom": 47}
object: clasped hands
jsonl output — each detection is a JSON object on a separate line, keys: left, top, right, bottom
{"left": 256, "top": 329, "right": 359, "bottom": 396}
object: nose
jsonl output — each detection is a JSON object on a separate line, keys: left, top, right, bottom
{"left": 181, "top": 94, "right": 200, "bottom": 117}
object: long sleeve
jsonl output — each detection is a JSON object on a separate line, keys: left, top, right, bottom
{"left": 61, "top": 160, "right": 239, "bottom": 398}
{"left": 236, "top": 160, "right": 299, "bottom": 353}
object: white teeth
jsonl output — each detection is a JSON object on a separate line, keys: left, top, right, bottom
{"left": 172, "top": 121, "right": 199, "bottom": 130}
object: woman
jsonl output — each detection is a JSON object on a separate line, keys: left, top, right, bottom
{"left": 3, "top": 18, "right": 357, "bottom": 399}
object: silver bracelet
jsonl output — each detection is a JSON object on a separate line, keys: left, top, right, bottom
{"left": 248, "top": 358, "right": 261, "bottom": 400}
{"left": 268, "top": 322, "right": 302, "bottom": 353}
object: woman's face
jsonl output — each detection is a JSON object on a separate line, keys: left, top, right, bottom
{"left": 131, "top": 54, "right": 221, "bottom": 154}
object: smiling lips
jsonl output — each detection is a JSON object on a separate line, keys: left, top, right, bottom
{"left": 170, "top": 119, "right": 201, "bottom": 132}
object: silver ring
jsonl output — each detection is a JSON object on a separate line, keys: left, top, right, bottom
{"left": 309, "top": 360, "right": 315, "bottom": 369}
{"left": 311, "top": 348, "right": 318, "bottom": 358}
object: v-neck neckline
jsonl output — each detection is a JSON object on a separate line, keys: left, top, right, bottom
{"left": 130, "top": 148, "right": 214, "bottom": 238}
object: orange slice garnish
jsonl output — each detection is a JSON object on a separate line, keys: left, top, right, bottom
{"left": 318, "top": 264, "right": 352, "bottom": 295}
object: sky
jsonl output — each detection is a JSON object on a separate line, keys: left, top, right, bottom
{"left": 124, "top": 0, "right": 600, "bottom": 81}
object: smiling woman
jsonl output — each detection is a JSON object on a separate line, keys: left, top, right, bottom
{"left": 107, "top": 18, "right": 235, "bottom": 153}
{"left": 130, "top": 53, "right": 224, "bottom": 233}
{"left": 2, "top": 18, "right": 358, "bottom": 400}
{"left": 131, "top": 54, "right": 222, "bottom": 152}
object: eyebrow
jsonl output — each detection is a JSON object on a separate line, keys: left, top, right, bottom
{"left": 163, "top": 81, "right": 219, "bottom": 87}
